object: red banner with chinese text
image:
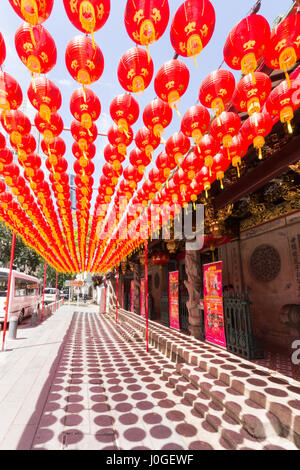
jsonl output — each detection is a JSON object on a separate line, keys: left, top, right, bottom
{"left": 169, "top": 271, "right": 180, "bottom": 330}
{"left": 203, "top": 262, "right": 226, "bottom": 349}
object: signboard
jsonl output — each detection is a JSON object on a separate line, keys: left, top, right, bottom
{"left": 203, "top": 261, "right": 226, "bottom": 349}
{"left": 140, "top": 278, "right": 145, "bottom": 317}
{"left": 130, "top": 280, "right": 134, "bottom": 313}
{"left": 169, "top": 271, "right": 180, "bottom": 330}
{"left": 70, "top": 280, "right": 84, "bottom": 287}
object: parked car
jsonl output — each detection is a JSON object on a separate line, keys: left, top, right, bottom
{"left": 44, "top": 288, "right": 60, "bottom": 304}
{"left": 0, "top": 269, "right": 42, "bottom": 324}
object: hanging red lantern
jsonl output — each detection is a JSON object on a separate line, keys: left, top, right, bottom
{"left": 63, "top": 0, "right": 110, "bottom": 39}
{"left": 0, "top": 132, "right": 6, "bottom": 151}
{"left": 210, "top": 111, "right": 241, "bottom": 160}
{"left": 229, "top": 134, "right": 249, "bottom": 177}
{"left": 223, "top": 14, "right": 270, "bottom": 81}
{"left": 74, "top": 159, "right": 95, "bottom": 181}
{"left": 129, "top": 148, "right": 151, "bottom": 175}
{"left": 2, "top": 163, "right": 20, "bottom": 187}
{"left": 123, "top": 164, "right": 143, "bottom": 190}
{"left": 0, "top": 33, "right": 6, "bottom": 67}
{"left": 197, "top": 134, "right": 220, "bottom": 177}
{"left": 265, "top": 79, "right": 297, "bottom": 134}
{"left": 170, "top": 0, "right": 215, "bottom": 65}
{"left": 46, "top": 156, "right": 68, "bottom": 175}
{"left": 0, "top": 148, "right": 13, "bottom": 171}
{"left": 135, "top": 126, "right": 160, "bottom": 157}
{"left": 1, "top": 110, "right": 31, "bottom": 145}
{"left": 41, "top": 137, "right": 66, "bottom": 167}
{"left": 8, "top": 0, "right": 54, "bottom": 25}
{"left": 154, "top": 59, "right": 190, "bottom": 114}
{"left": 241, "top": 111, "right": 273, "bottom": 160}
{"left": 143, "top": 97, "right": 172, "bottom": 141}
{"left": 124, "top": 0, "right": 170, "bottom": 52}
{"left": 104, "top": 144, "right": 126, "bottom": 171}
{"left": 196, "top": 164, "right": 215, "bottom": 198}
{"left": 15, "top": 23, "right": 57, "bottom": 75}
{"left": 118, "top": 46, "right": 154, "bottom": 94}
{"left": 110, "top": 93, "right": 139, "bottom": 137}
{"left": 65, "top": 35, "right": 104, "bottom": 85}
{"left": 152, "top": 252, "right": 170, "bottom": 267}
{"left": 232, "top": 72, "right": 271, "bottom": 116}
{"left": 148, "top": 167, "right": 166, "bottom": 191}
{"left": 107, "top": 124, "right": 133, "bottom": 156}
{"left": 28, "top": 77, "right": 62, "bottom": 122}
{"left": 11, "top": 133, "right": 36, "bottom": 161}
{"left": 156, "top": 150, "right": 177, "bottom": 180}
{"left": 23, "top": 153, "right": 42, "bottom": 178}
{"left": 165, "top": 131, "right": 191, "bottom": 166}
{"left": 103, "top": 162, "right": 122, "bottom": 185}
{"left": 173, "top": 168, "right": 192, "bottom": 200}
{"left": 264, "top": 14, "right": 300, "bottom": 88}
{"left": 0, "top": 71, "right": 23, "bottom": 113}
{"left": 199, "top": 69, "right": 235, "bottom": 117}
{"left": 211, "top": 150, "right": 230, "bottom": 189}
{"left": 181, "top": 105, "right": 211, "bottom": 150}
{"left": 72, "top": 142, "right": 96, "bottom": 167}
{"left": 142, "top": 179, "right": 157, "bottom": 201}
{"left": 70, "top": 87, "right": 101, "bottom": 130}
{"left": 35, "top": 112, "right": 64, "bottom": 144}
{"left": 182, "top": 150, "right": 203, "bottom": 181}
{"left": 189, "top": 178, "right": 204, "bottom": 206}
{"left": 119, "top": 179, "right": 134, "bottom": 200}
{"left": 71, "top": 120, "right": 98, "bottom": 151}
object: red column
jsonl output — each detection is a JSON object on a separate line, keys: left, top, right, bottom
{"left": 55, "top": 271, "right": 58, "bottom": 312}
{"left": 2, "top": 232, "right": 16, "bottom": 351}
{"left": 116, "top": 266, "right": 119, "bottom": 325}
{"left": 41, "top": 261, "right": 47, "bottom": 322}
{"left": 145, "top": 240, "right": 149, "bottom": 352}
{"left": 104, "top": 274, "right": 107, "bottom": 313}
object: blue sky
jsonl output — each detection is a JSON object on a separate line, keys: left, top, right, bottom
{"left": 0, "top": 0, "right": 294, "bottom": 215}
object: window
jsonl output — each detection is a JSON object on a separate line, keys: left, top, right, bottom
{"left": 26, "top": 281, "right": 38, "bottom": 297}
{"left": 15, "top": 278, "right": 27, "bottom": 297}
{"left": 0, "top": 274, "right": 8, "bottom": 297}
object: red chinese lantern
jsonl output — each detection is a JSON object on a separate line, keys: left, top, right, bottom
{"left": 135, "top": 127, "right": 160, "bottom": 157}
{"left": 124, "top": 0, "right": 170, "bottom": 53}
{"left": 129, "top": 148, "right": 151, "bottom": 175}
{"left": 110, "top": 94, "right": 139, "bottom": 136}
{"left": 118, "top": 46, "right": 154, "bottom": 94}
{"left": 197, "top": 134, "right": 220, "bottom": 177}
{"left": 1, "top": 110, "right": 31, "bottom": 145}
{"left": 15, "top": 23, "right": 57, "bottom": 75}
{"left": 74, "top": 159, "right": 95, "bottom": 182}
{"left": 35, "top": 112, "right": 64, "bottom": 144}
{"left": 232, "top": 72, "right": 271, "bottom": 116}
{"left": 211, "top": 150, "right": 230, "bottom": 189}
{"left": 0, "top": 71, "right": 23, "bottom": 113}
{"left": 189, "top": 178, "right": 204, "bottom": 206}
{"left": 210, "top": 111, "right": 241, "bottom": 160}
{"left": 265, "top": 79, "right": 296, "bottom": 134}
{"left": 28, "top": 77, "right": 62, "bottom": 122}
{"left": 241, "top": 111, "right": 273, "bottom": 160}
{"left": 104, "top": 144, "right": 125, "bottom": 171}
{"left": 148, "top": 167, "right": 166, "bottom": 191}
{"left": 41, "top": 137, "right": 66, "bottom": 165}
{"left": 229, "top": 134, "right": 249, "bottom": 177}
{"left": 223, "top": 14, "right": 270, "bottom": 81}
{"left": 199, "top": 69, "right": 235, "bottom": 117}
{"left": 107, "top": 124, "right": 133, "bottom": 156}
{"left": 0, "top": 33, "right": 6, "bottom": 67}
{"left": 154, "top": 59, "right": 190, "bottom": 114}
{"left": 165, "top": 132, "right": 191, "bottom": 166}
{"left": 0, "top": 148, "right": 13, "bottom": 171}
{"left": 182, "top": 150, "right": 203, "bottom": 181}
{"left": 181, "top": 105, "right": 210, "bottom": 150}
{"left": 170, "top": 0, "right": 215, "bottom": 65}
{"left": 8, "top": 0, "right": 54, "bottom": 25}
{"left": 71, "top": 120, "right": 98, "bottom": 151}
{"left": 0, "top": 132, "right": 6, "bottom": 151}
{"left": 11, "top": 133, "right": 36, "bottom": 161}
{"left": 103, "top": 162, "right": 122, "bottom": 185}
{"left": 63, "top": 0, "right": 110, "bottom": 42}
{"left": 65, "top": 35, "right": 104, "bottom": 85}
{"left": 156, "top": 150, "right": 177, "bottom": 180}
{"left": 70, "top": 87, "right": 101, "bottom": 130}
{"left": 152, "top": 252, "right": 170, "bottom": 268}
{"left": 123, "top": 164, "right": 143, "bottom": 190}
{"left": 72, "top": 142, "right": 96, "bottom": 167}
{"left": 264, "top": 14, "right": 300, "bottom": 87}
{"left": 119, "top": 179, "right": 134, "bottom": 200}
{"left": 2, "top": 163, "right": 20, "bottom": 187}
{"left": 143, "top": 98, "right": 172, "bottom": 141}
{"left": 23, "top": 153, "right": 42, "bottom": 178}
{"left": 196, "top": 164, "right": 215, "bottom": 198}
{"left": 142, "top": 179, "right": 157, "bottom": 201}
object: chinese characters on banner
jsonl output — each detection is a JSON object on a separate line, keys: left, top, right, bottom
{"left": 169, "top": 271, "right": 180, "bottom": 330}
{"left": 140, "top": 278, "right": 146, "bottom": 317}
{"left": 130, "top": 280, "right": 134, "bottom": 312}
{"left": 203, "top": 262, "right": 227, "bottom": 349}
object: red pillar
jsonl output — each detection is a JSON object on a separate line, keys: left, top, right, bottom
{"left": 41, "top": 261, "right": 47, "bottom": 322}
{"left": 145, "top": 240, "right": 149, "bottom": 352}
{"left": 55, "top": 271, "right": 58, "bottom": 312}
{"left": 2, "top": 232, "right": 16, "bottom": 351}
{"left": 116, "top": 266, "right": 119, "bottom": 325}
{"left": 104, "top": 274, "right": 107, "bottom": 313}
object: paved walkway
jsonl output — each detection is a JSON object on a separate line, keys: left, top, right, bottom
{"left": 0, "top": 304, "right": 299, "bottom": 450}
